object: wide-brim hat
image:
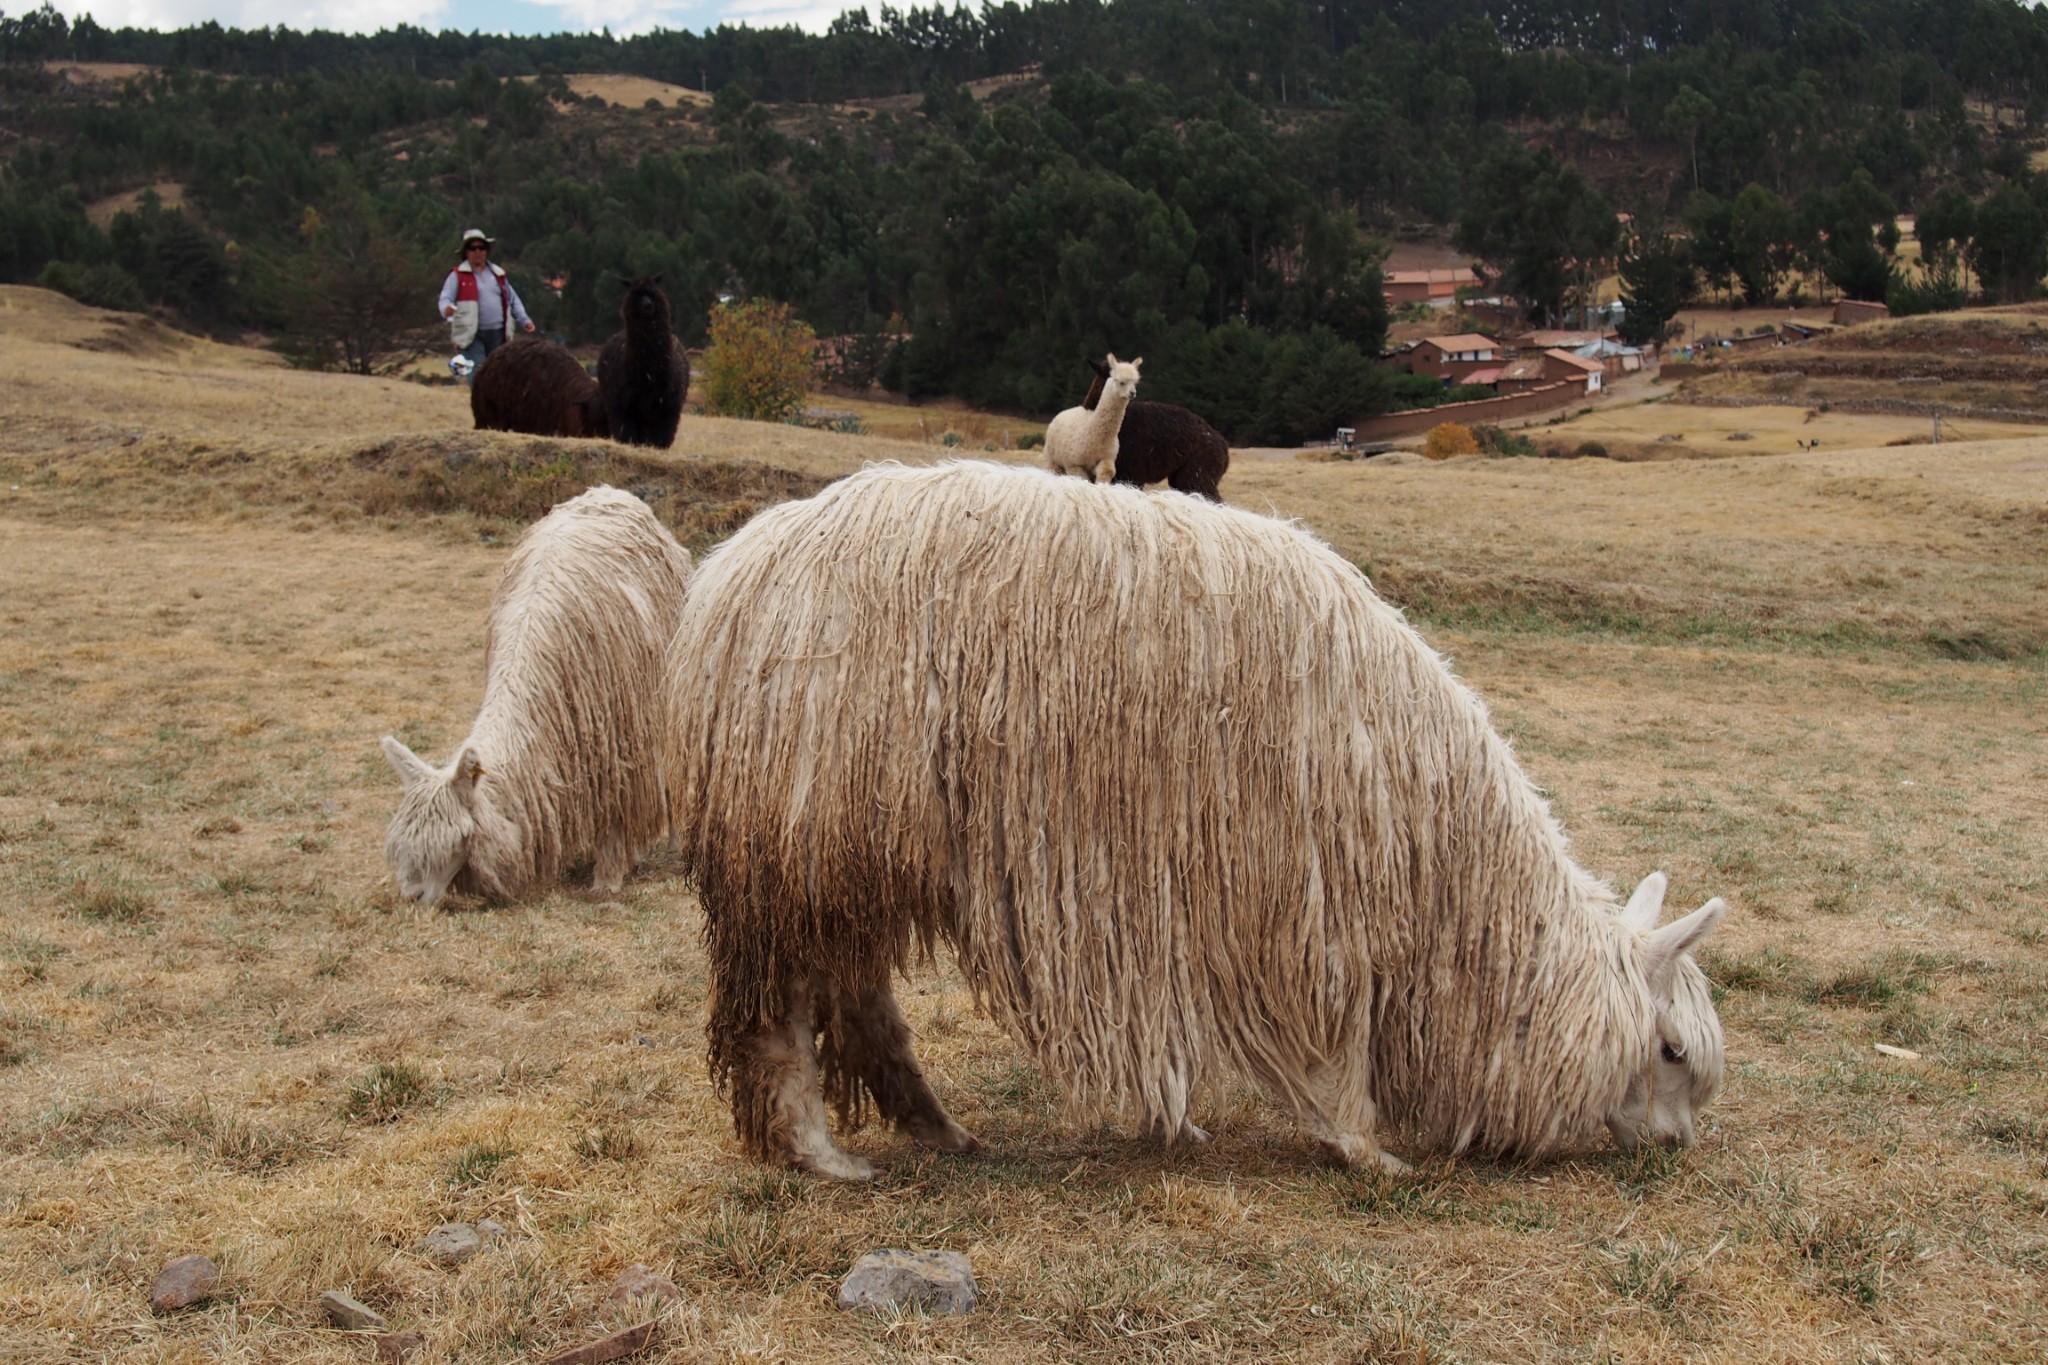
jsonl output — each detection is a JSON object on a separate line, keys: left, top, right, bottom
{"left": 457, "top": 228, "right": 496, "bottom": 255}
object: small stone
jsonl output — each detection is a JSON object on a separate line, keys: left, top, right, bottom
{"left": 540, "top": 1320, "right": 657, "bottom": 1364}
{"left": 413, "top": 1223, "right": 482, "bottom": 1266}
{"left": 320, "top": 1289, "right": 387, "bottom": 1331}
{"left": 150, "top": 1253, "right": 219, "bottom": 1313}
{"left": 634, "top": 1035, "right": 656, "bottom": 1048}
{"left": 605, "top": 1263, "right": 683, "bottom": 1315}
{"left": 374, "top": 1330, "right": 426, "bottom": 1363}
{"left": 475, "top": 1218, "right": 509, "bottom": 1240}
{"left": 838, "top": 1249, "right": 977, "bottom": 1316}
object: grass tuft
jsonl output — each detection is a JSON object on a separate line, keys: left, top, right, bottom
{"left": 343, "top": 1061, "right": 428, "bottom": 1123}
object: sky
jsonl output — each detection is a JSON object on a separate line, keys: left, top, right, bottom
{"left": 46, "top": 0, "right": 857, "bottom": 40}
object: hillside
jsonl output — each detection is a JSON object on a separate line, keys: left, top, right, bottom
{"left": 10, "top": 0, "right": 2048, "bottom": 439}
{"left": 1675, "top": 306, "right": 2048, "bottom": 421}
{"left": 5, "top": 286, "right": 2048, "bottom": 1361}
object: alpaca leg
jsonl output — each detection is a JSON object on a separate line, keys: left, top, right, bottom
{"left": 733, "top": 979, "right": 876, "bottom": 1181}
{"left": 1300, "top": 1066, "right": 1410, "bottom": 1175}
{"left": 827, "top": 976, "right": 980, "bottom": 1154}
{"left": 592, "top": 835, "right": 633, "bottom": 896}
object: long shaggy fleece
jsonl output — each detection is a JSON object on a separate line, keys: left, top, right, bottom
{"left": 598, "top": 277, "right": 687, "bottom": 449}
{"left": 384, "top": 486, "right": 691, "bottom": 902}
{"left": 472, "top": 337, "right": 609, "bottom": 439}
{"left": 1081, "top": 358, "right": 1230, "bottom": 500}
{"left": 666, "top": 462, "right": 1723, "bottom": 1163}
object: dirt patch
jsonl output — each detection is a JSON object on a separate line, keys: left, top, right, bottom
{"left": 84, "top": 180, "right": 185, "bottom": 229}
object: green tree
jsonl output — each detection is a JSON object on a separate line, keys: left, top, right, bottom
{"left": 1972, "top": 183, "right": 2047, "bottom": 304}
{"left": 1616, "top": 232, "right": 1694, "bottom": 346}
{"left": 269, "top": 194, "right": 439, "bottom": 374}
{"left": 1455, "top": 145, "right": 1616, "bottom": 325}
{"left": 1727, "top": 183, "right": 1798, "bottom": 304}
{"left": 1663, "top": 84, "right": 1715, "bottom": 193}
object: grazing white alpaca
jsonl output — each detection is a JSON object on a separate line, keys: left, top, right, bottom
{"left": 1044, "top": 353, "right": 1141, "bottom": 484}
{"left": 664, "top": 462, "right": 1731, "bottom": 1181}
{"left": 381, "top": 486, "right": 692, "bottom": 905}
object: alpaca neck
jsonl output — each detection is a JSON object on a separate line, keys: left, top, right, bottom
{"left": 1087, "top": 384, "right": 1134, "bottom": 437}
{"left": 626, "top": 309, "right": 671, "bottom": 349}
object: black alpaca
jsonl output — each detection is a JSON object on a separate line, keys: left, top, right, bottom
{"left": 599, "top": 276, "right": 687, "bottom": 449}
{"left": 471, "top": 337, "right": 609, "bottom": 439}
{"left": 1081, "top": 358, "right": 1231, "bottom": 501}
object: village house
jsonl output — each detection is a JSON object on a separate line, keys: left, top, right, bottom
{"left": 1530, "top": 348, "right": 1605, "bottom": 394}
{"left": 1408, "top": 333, "right": 1501, "bottom": 384}
{"left": 1383, "top": 267, "right": 1481, "bottom": 308}
{"left": 1831, "top": 299, "right": 1890, "bottom": 327}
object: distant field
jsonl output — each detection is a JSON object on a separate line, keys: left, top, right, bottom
{"left": 2, "top": 285, "right": 2046, "bottom": 1363}
{"left": 1529, "top": 387, "right": 2048, "bottom": 460}
{"left": 561, "top": 74, "right": 713, "bottom": 109}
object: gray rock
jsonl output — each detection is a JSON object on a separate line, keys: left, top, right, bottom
{"left": 541, "top": 1321, "right": 656, "bottom": 1364}
{"left": 320, "top": 1289, "right": 388, "bottom": 1331}
{"left": 605, "top": 1263, "right": 683, "bottom": 1314}
{"left": 375, "top": 1330, "right": 426, "bottom": 1363}
{"left": 150, "top": 1253, "right": 219, "bottom": 1313}
{"left": 838, "top": 1249, "right": 977, "bottom": 1316}
{"left": 413, "top": 1223, "right": 483, "bottom": 1266}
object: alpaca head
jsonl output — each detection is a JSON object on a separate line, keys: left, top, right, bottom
{"left": 618, "top": 275, "right": 671, "bottom": 330}
{"left": 380, "top": 736, "right": 483, "bottom": 905}
{"left": 1603, "top": 872, "right": 1729, "bottom": 1151}
{"left": 1102, "top": 353, "right": 1142, "bottom": 403}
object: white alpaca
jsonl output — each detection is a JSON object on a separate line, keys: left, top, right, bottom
{"left": 381, "top": 486, "right": 692, "bottom": 905}
{"left": 1044, "top": 353, "right": 1141, "bottom": 484}
{"left": 663, "top": 462, "right": 1730, "bottom": 1181}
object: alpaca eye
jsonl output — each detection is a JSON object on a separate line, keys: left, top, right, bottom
{"left": 1659, "top": 1042, "right": 1685, "bottom": 1065}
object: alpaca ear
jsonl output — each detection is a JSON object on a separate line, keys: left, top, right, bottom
{"left": 1106, "top": 352, "right": 1120, "bottom": 366}
{"left": 1132, "top": 356, "right": 1143, "bottom": 370}
{"left": 1619, "top": 871, "right": 1668, "bottom": 934}
{"left": 381, "top": 736, "right": 433, "bottom": 789}
{"left": 1640, "top": 897, "right": 1728, "bottom": 994}
{"left": 650, "top": 273, "right": 663, "bottom": 285}
{"left": 451, "top": 747, "right": 484, "bottom": 806}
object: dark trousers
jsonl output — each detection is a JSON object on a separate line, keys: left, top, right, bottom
{"left": 459, "top": 327, "right": 507, "bottom": 383}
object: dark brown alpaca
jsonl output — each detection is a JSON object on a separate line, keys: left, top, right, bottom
{"left": 471, "top": 338, "right": 609, "bottom": 438}
{"left": 599, "top": 276, "right": 688, "bottom": 449}
{"left": 1081, "top": 357, "right": 1230, "bottom": 500}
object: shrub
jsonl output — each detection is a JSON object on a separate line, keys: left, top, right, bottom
{"left": 1423, "top": 422, "right": 1479, "bottom": 460}
{"left": 701, "top": 298, "right": 817, "bottom": 423}
{"left": 1015, "top": 432, "right": 1044, "bottom": 450}
{"left": 38, "top": 259, "right": 146, "bottom": 312}
{"left": 1574, "top": 439, "right": 1608, "bottom": 458}
{"left": 1473, "top": 424, "right": 1538, "bottom": 457}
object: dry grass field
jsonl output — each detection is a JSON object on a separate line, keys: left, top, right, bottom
{"left": 2, "top": 284, "right": 2045, "bottom": 1363}
{"left": 560, "top": 75, "right": 714, "bottom": 110}
{"left": 1521, "top": 386, "right": 2048, "bottom": 460}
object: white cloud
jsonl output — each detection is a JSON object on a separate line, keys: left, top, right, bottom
{"left": 49, "top": 0, "right": 851, "bottom": 36}
{"left": 54, "top": 0, "right": 453, "bottom": 35}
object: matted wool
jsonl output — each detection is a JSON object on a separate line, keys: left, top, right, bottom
{"left": 387, "top": 485, "right": 692, "bottom": 900}
{"left": 666, "top": 461, "right": 1722, "bottom": 1160}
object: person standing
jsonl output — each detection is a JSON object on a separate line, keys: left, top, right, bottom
{"left": 439, "top": 228, "right": 534, "bottom": 380}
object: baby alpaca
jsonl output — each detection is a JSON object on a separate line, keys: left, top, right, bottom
{"left": 1043, "top": 354, "right": 1141, "bottom": 484}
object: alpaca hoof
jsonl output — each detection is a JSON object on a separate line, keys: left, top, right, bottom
{"left": 907, "top": 1116, "right": 981, "bottom": 1154}
{"left": 1143, "top": 1116, "right": 1210, "bottom": 1147}
{"left": 796, "top": 1147, "right": 876, "bottom": 1182}
{"left": 1320, "top": 1134, "right": 1410, "bottom": 1174}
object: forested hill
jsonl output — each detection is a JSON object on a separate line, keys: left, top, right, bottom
{"left": 5, "top": 0, "right": 2047, "bottom": 442}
